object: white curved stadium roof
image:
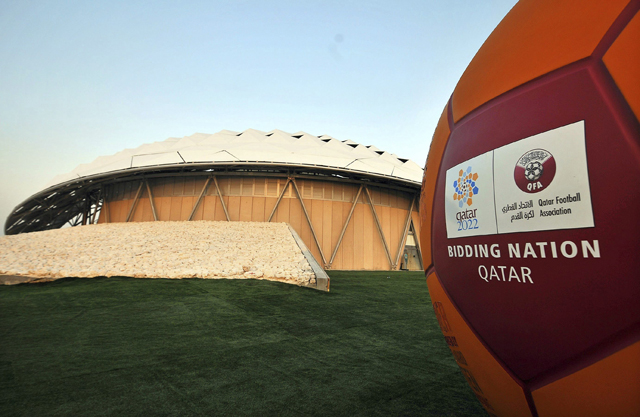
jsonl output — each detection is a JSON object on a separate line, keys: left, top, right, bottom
{"left": 46, "top": 129, "right": 424, "bottom": 189}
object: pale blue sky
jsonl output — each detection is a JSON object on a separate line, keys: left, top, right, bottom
{"left": 0, "top": 0, "right": 517, "bottom": 231}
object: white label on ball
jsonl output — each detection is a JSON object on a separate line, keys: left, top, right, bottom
{"left": 493, "top": 121, "right": 594, "bottom": 233}
{"left": 445, "top": 152, "right": 497, "bottom": 238}
{"left": 445, "top": 121, "right": 594, "bottom": 238}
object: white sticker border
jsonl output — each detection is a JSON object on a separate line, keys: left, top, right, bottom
{"left": 444, "top": 121, "right": 595, "bottom": 239}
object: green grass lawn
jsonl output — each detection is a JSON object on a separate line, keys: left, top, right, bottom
{"left": 0, "top": 271, "right": 486, "bottom": 416}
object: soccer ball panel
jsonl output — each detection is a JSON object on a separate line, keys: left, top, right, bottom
{"left": 451, "top": 0, "right": 630, "bottom": 123}
{"left": 421, "top": 2, "right": 640, "bottom": 415}
{"left": 419, "top": 106, "right": 450, "bottom": 270}
{"left": 432, "top": 66, "right": 640, "bottom": 381}
{"left": 427, "top": 273, "right": 533, "bottom": 417}
{"left": 603, "top": 11, "right": 640, "bottom": 121}
{"left": 531, "top": 341, "right": 640, "bottom": 417}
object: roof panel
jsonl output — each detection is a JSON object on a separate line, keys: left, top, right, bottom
{"left": 131, "top": 152, "right": 184, "bottom": 168}
{"left": 346, "top": 159, "right": 394, "bottom": 176}
{"left": 389, "top": 165, "right": 423, "bottom": 182}
{"left": 40, "top": 129, "right": 423, "bottom": 190}
{"left": 74, "top": 158, "right": 133, "bottom": 178}
{"left": 180, "top": 148, "right": 237, "bottom": 163}
{"left": 353, "top": 158, "right": 395, "bottom": 176}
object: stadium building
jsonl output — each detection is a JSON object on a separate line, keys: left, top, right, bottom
{"left": 5, "top": 129, "right": 424, "bottom": 271}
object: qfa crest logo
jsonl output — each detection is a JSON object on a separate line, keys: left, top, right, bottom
{"left": 514, "top": 149, "right": 556, "bottom": 193}
{"left": 453, "top": 166, "right": 479, "bottom": 208}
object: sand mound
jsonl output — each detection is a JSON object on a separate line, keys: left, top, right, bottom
{"left": 0, "top": 221, "right": 317, "bottom": 287}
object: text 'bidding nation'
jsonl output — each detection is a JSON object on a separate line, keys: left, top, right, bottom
{"left": 446, "top": 240, "right": 600, "bottom": 284}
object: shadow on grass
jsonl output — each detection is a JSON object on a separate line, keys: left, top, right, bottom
{"left": 0, "top": 271, "right": 486, "bottom": 416}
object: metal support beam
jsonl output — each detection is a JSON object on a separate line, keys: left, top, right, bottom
{"left": 125, "top": 181, "right": 144, "bottom": 222}
{"left": 189, "top": 176, "right": 212, "bottom": 221}
{"left": 364, "top": 186, "right": 393, "bottom": 269}
{"left": 328, "top": 184, "right": 363, "bottom": 269}
{"left": 5, "top": 209, "right": 33, "bottom": 233}
{"left": 410, "top": 213, "right": 423, "bottom": 270}
{"left": 87, "top": 193, "right": 100, "bottom": 224}
{"left": 88, "top": 193, "right": 98, "bottom": 224}
{"left": 102, "top": 187, "right": 110, "bottom": 224}
{"left": 45, "top": 200, "right": 82, "bottom": 227}
{"left": 144, "top": 179, "right": 158, "bottom": 221}
{"left": 15, "top": 190, "right": 81, "bottom": 228}
{"left": 267, "top": 178, "right": 291, "bottom": 222}
{"left": 93, "top": 200, "right": 102, "bottom": 224}
{"left": 81, "top": 195, "right": 90, "bottom": 226}
{"left": 13, "top": 217, "right": 39, "bottom": 234}
{"left": 89, "top": 198, "right": 99, "bottom": 225}
{"left": 68, "top": 212, "right": 83, "bottom": 227}
{"left": 393, "top": 197, "right": 416, "bottom": 270}
{"left": 290, "top": 178, "right": 327, "bottom": 267}
{"left": 213, "top": 176, "right": 231, "bottom": 221}
{"left": 5, "top": 160, "right": 423, "bottom": 235}
{"left": 7, "top": 193, "right": 84, "bottom": 234}
{"left": 30, "top": 202, "right": 76, "bottom": 232}
{"left": 101, "top": 170, "right": 419, "bottom": 194}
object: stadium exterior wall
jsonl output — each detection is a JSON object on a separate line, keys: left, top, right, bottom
{"left": 99, "top": 175, "right": 422, "bottom": 271}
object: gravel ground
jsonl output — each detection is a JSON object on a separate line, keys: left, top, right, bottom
{"left": 0, "top": 221, "right": 316, "bottom": 286}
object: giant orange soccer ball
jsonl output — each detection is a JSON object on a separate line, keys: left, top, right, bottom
{"left": 420, "top": 1, "right": 640, "bottom": 416}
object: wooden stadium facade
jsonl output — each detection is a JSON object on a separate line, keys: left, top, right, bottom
{"left": 5, "top": 129, "right": 425, "bottom": 271}
{"left": 99, "top": 174, "right": 423, "bottom": 271}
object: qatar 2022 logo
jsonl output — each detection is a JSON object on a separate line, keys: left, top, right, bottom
{"left": 514, "top": 149, "right": 556, "bottom": 193}
{"left": 453, "top": 166, "right": 479, "bottom": 208}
